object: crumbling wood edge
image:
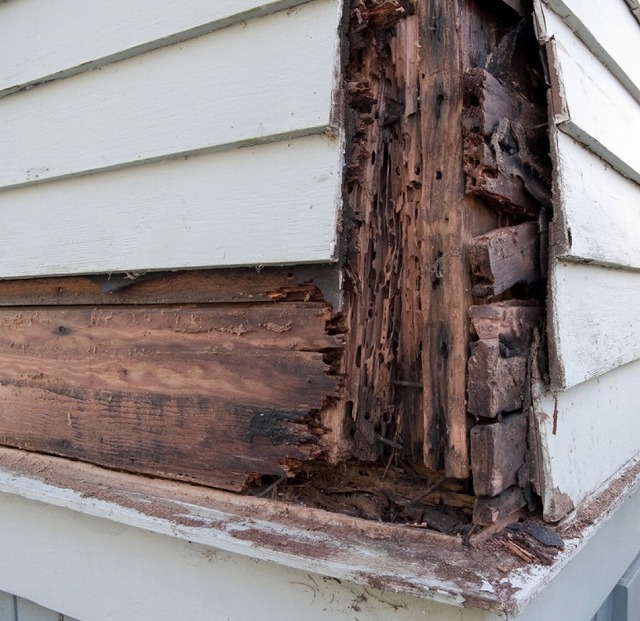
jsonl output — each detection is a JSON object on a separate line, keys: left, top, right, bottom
{"left": 1, "top": 446, "right": 639, "bottom": 618}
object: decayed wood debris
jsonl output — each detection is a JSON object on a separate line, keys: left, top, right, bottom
{"left": 462, "top": 11, "right": 551, "bottom": 524}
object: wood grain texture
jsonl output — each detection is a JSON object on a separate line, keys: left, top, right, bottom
{"left": 541, "top": 0, "right": 640, "bottom": 102}
{"left": 539, "top": 5, "right": 640, "bottom": 184}
{"left": 340, "top": 6, "right": 428, "bottom": 464}
{"left": 0, "top": 135, "right": 341, "bottom": 277}
{"left": 548, "top": 261, "right": 640, "bottom": 389}
{"left": 0, "top": 305, "right": 340, "bottom": 490}
{"left": 473, "top": 486, "right": 526, "bottom": 526}
{"left": 0, "top": 0, "right": 320, "bottom": 94}
{"left": 419, "top": 0, "right": 469, "bottom": 478}
{"left": 0, "top": 0, "right": 341, "bottom": 189}
{"left": 552, "top": 131, "right": 640, "bottom": 270}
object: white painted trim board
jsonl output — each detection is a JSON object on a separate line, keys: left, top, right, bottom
{"left": 548, "top": 261, "right": 640, "bottom": 389}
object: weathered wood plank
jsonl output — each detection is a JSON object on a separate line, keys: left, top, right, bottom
{"left": 0, "top": 0, "right": 318, "bottom": 95}
{"left": 0, "top": 0, "right": 340, "bottom": 190}
{"left": 468, "top": 222, "right": 542, "bottom": 297}
{"left": 541, "top": 0, "right": 640, "bottom": 102}
{"left": 0, "top": 135, "right": 341, "bottom": 278}
{"left": 548, "top": 261, "right": 640, "bottom": 390}
{"left": 0, "top": 305, "right": 340, "bottom": 490}
{"left": 538, "top": 5, "right": 640, "bottom": 184}
{"left": 551, "top": 131, "right": 640, "bottom": 270}
{"left": 470, "top": 412, "right": 528, "bottom": 497}
{"left": 0, "top": 268, "right": 325, "bottom": 307}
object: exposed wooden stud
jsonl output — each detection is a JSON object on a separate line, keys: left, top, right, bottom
{"left": 470, "top": 412, "right": 528, "bottom": 496}
{"left": 468, "top": 222, "right": 542, "bottom": 297}
{"left": 419, "top": 0, "right": 471, "bottom": 478}
{"left": 341, "top": 3, "right": 426, "bottom": 463}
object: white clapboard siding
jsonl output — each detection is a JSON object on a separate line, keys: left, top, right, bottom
{"left": 0, "top": 0, "right": 313, "bottom": 95}
{"left": 532, "top": 358, "right": 640, "bottom": 521}
{"left": 542, "top": 0, "right": 640, "bottom": 102}
{"left": 538, "top": 5, "right": 640, "bottom": 184}
{"left": 0, "top": 135, "right": 342, "bottom": 278}
{"left": 552, "top": 132, "right": 640, "bottom": 270}
{"left": 548, "top": 261, "right": 640, "bottom": 390}
{"left": 0, "top": 0, "right": 340, "bottom": 189}
{"left": 626, "top": 0, "right": 640, "bottom": 24}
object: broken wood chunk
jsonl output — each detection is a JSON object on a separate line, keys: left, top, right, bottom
{"left": 468, "top": 303, "right": 542, "bottom": 419}
{"left": 473, "top": 486, "right": 526, "bottom": 526}
{"left": 468, "top": 222, "right": 542, "bottom": 297}
{"left": 470, "top": 412, "right": 528, "bottom": 496}
{"left": 469, "top": 302, "right": 542, "bottom": 343}
{"left": 468, "top": 340, "right": 527, "bottom": 419}
{"left": 463, "top": 68, "right": 551, "bottom": 214}
{"left": 463, "top": 68, "right": 547, "bottom": 148}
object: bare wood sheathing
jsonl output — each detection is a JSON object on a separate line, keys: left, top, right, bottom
{"left": 0, "top": 269, "right": 343, "bottom": 491}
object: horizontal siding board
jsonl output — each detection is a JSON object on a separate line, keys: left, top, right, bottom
{"left": 540, "top": 5, "right": 640, "bottom": 184}
{"left": 542, "top": 0, "right": 640, "bottom": 102}
{"left": 0, "top": 0, "right": 319, "bottom": 94}
{"left": 548, "top": 261, "right": 640, "bottom": 390}
{"left": 0, "top": 592, "right": 15, "bottom": 621}
{"left": 0, "top": 0, "right": 340, "bottom": 189}
{"left": 533, "top": 359, "right": 640, "bottom": 520}
{"left": 0, "top": 135, "right": 342, "bottom": 277}
{"left": 553, "top": 131, "right": 640, "bottom": 270}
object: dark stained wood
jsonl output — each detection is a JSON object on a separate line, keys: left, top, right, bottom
{"left": 470, "top": 412, "right": 528, "bottom": 496}
{"left": 0, "top": 268, "right": 324, "bottom": 306}
{"left": 469, "top": 222, "right": 542, "bottom": 297}
{"left": 341, "top": 3, "right": 426, "bottom": 463}
{"left": 468, "top": 303, "right": 542, "bottom": 419}
{"left": 473, "top": 486, "right": 526, "bottom": 525}
{"left": 0, "top": 304, "right": 340, "bottom": 490}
